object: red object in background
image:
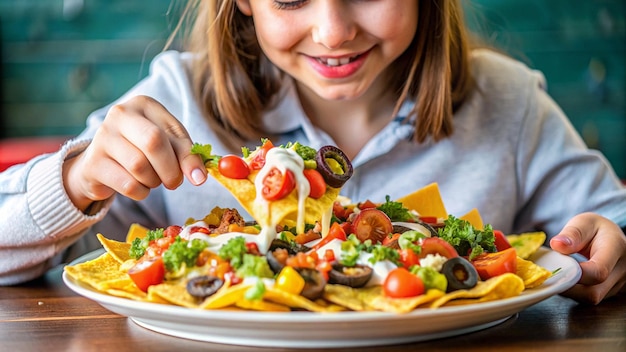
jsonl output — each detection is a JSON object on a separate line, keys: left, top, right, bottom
{"left": 0, "top": 136, "right": 70, "bottom": 172}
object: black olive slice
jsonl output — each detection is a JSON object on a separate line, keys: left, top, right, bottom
{"left": 296, "top": 268, "right": 327, "bottom": 300}
{"left": 328, "top": 262, "right": 373, "bottom": 288}
{"left": 315, "top": 145, "right": 353, "bottom": 188}
{"left": 186, "top": 275, "right": 224, "bottom": 299}
{"left": 441, "top": 257, "right": 479, "bottom": 292}
{"left": 266, "top": 248, "right": 288, "bottom": 274}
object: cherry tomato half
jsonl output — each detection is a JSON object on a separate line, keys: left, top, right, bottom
{"left": 128, "top": 256, "right": 165, "bottom": 292}
{"left": 352, "top": 208, "right": 393, "bottom": 244}
{"left": 493, "top": 230, "right": 512, "bottom": 251}
{"left": 418, "top": 237, "right": 459, "bottom": 259}
{"left": 248, "top": 140, "right": 274, "bottom": 170}
{"left": 303, "top": 168, "right": 327, "bottom": 199}
{"left": 471, "top": 247, "right": 517, "bottom": 280}
{"left": 383, "top": 267, "right": 425, "bottom": 298}
{"left": 218, "top": 155, "right": 250, "bottom": 179}
{"left": 261, "top": 167, "right": 296, "bottom": 201}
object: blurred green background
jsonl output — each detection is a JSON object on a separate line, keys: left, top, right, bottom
{"left": 1, "top": 0, "right": 624, "bottom": 178}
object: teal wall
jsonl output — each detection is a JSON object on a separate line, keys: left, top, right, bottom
{"left": 1, "top": 0, "right": 624, "bottom": 178}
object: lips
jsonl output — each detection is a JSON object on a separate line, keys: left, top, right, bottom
{"left": 308, "top": 51, "right": 369, "bottom": 79}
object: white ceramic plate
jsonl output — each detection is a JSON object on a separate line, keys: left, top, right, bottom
{"left": 63, "top": 247, "right": 581, "bottom": 348}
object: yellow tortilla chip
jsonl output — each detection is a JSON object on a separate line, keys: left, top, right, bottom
{"left": 200, "top": 283, "right": 254, "bottom": 310}
{"left": 507, "top": 232, "right": 546, "bottom": 259}
{"left": 323, "top": 284, "right": 375, "bottom": 311}
{"left": 264, "top": 287, "right": 344, "bottom": 312}
{"left": 96, "top": 233, "right": 132, "bottom": 264}
{"left": 148, "top": 281, "right": 201, "bottom": 308}
{"left": 235, "top": 298, "right": 291, "bottom": 312}
{"left": 396, "top": 182, "right": 447, "bottom": 219}
{"left": 429, "top": 273, "right": 525, "bottom": 308}
{"left": 206, "top": 168, "right": 340, "bottom": 232}
{"left": 64, "top": 252, "right": 133, "bottom": 291}
{"left": 459, "top": 208, "right": 484, "bottom": 230}
{"left": 125, "top": 223, "right": 149, "bottom": 243}
{"left": 365, "top": 288, "right": 446, "bottom": 313}
{"left": 516, "top": 257, "right": 552, "bottom": 289}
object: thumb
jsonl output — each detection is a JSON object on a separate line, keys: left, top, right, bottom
{"left": 549, "top": 218, "right": 590, "bottom": 256}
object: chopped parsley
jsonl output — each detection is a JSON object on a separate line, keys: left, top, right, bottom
{"left": 438, "top": 215, "right": 496, "bottom": 260}
{"left": 218, "top": 237, "right": 273, "bottom": 278}
{"left": 129, "top": 228, "right": 164, "bottom": 259}
{"left": 162, "top": 237, "right": 208, "bottom": 272}
{"left": 376, "top": 195, "right": 415, "bottom": 222}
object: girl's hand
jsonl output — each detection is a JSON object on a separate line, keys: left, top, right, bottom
{"left": 550, "top": 212, "right": 626, "bottom": 304}
{"left": 62, "top": 95, "right": 208, "bottom": 211}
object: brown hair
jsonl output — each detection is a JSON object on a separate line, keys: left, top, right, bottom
{"left": 169, "top": 0, "right": 474, "bottom": 148}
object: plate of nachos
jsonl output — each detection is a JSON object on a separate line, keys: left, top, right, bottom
{"left": 63, "top": 139, "right": 581, "bottom": 348}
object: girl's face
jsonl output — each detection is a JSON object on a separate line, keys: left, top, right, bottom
{"left": 236, "top": 0, "right": 418, "bottom": 101}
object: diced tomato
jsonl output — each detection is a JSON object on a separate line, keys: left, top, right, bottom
{"left": 352, "top": 208, "right": 393, "bottom": 244}
{"left": 417, "top": 237, "right": 459, "bottom": 259}
{"left": 303, "top": 168, "right": 327, "bottom": 199}
{"left": 163, "top": 225, "right": 182, "bottom": 238}
{"left": 332, "top": 201, "right": 354, "bottom": 221}
{"left": 471, "top": 247, "right": 517, "bottom": 280}
{"left": 398, "top": 248, "right": 420, "bottom": 268}
{"left": 248, "top": 140, "right": 274, "bottom": 170}
{"left": 493, "top": 230, "right": 512, "bottom": 251}
{"left": 246, "top": 242, "right": 260, "bottom": 255}
{"left": 324, "top": 249, "right": 336, "bottom": 262}
{"left": 286, "top": 252, "right": 316, "bottom": 269}
{"left": 218, "top": 155, "right": 250, "bottom": 179}
{"left": 309, "top": 222, "right": 347, "bottom": 252}
{"left": 293, "top": 230, "right": 322, "bottom": 245}
{"left": 339, "top": 222, "right": 353, "bottom": 236}
{"left": 419, "top": 216, "right": 438, "bottom": 224}
{"left": 358, "top": 199, "right": 378, "bottom": 210}
{"left": 382, "top": 233, "right": 401, "bottom": 246}
{"left": 316, "top": 260, "right": 333, "bottom": 281}
{"left": 261, "top": 168, "right": 296, "bottom": 201}
{"left": 188, "top": 226, "right": 211, "bottom": 235}
{"left": 128, "top": 256, "right": 165, "bottom": 292}
{"left": 383, "top": 267, "right": 425, "bottom": 298}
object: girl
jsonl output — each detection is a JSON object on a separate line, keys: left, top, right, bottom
{"left": 1, "top": 0, "right": 624, "bottom": 304}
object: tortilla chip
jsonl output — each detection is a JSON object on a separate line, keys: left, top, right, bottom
{"left": 125, "top": 223, "right": 149, "bottom": 243}
{"left": 206, "top": 168, "right": 340, "bottom": 231}
{"left": 235, "top": 298, "right": 291, "bottom": 312}
{"left": 96, "top": 233, "right": 132, "bottom": 264}
{"left": 148, "top": 281, "right": 201, "bottom": 308}
{"left": 429, "top": 273, "right": 525, "bottom": 308}
{"left": 105, "top": 282, "right": 149, "bottom": 301}
{"left": 323, "top": 284, "right": 375, "bottom": 311}
{"left": 64, "top": 252, "right": 133, "bottom": 291}
{"left": 200, "top": 282, "right": 254, "bottom": 310}
{"left": 264, "top": 287, "right": 344, "bottom": 312}
{"left": 506, "top": 232, "right": 546, "bottom": 259}
{"left": 459, "top": 208, "right": 484, "bottom": 230}
{"left": 396, "top": 183, "right": 447, "bottom": 219}
{"left": 365, "top": 288, "right": 446, "bottom": 313}
{"left": 516, "top": 257, "right": 552, "bottom": 289}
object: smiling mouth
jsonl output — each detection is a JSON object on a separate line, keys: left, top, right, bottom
{"left": 316, "top": 54, "right": 361, "bottom": 67}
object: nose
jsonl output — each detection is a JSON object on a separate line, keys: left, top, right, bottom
{"left": 311, "top": 2, "right": 356, "bottom": 49}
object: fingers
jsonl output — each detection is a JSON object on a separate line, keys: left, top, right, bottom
{"left": 65, "top": 96, "right": 208, "bottom": 207}
{"left": 550, "top": 213, "right": 626, "bottom": 303}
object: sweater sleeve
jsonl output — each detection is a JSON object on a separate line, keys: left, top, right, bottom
{"left": 0, "top": 138, "right": 113, "bottom": 285}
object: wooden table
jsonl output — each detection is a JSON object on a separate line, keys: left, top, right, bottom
{"left": 1, "top": 265, "right": 625, "bottom": 352}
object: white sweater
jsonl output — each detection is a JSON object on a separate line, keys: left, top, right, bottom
{"left": 1, "top": 49, "right": 625, "bottom": 285}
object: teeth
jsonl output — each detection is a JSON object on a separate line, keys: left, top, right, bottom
{"left": 320, "top": 56, "right": 356, "bottom": 67}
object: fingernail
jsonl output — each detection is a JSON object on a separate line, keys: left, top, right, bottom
{"left": 191, "top": 168, "right": 206, "bottom": 185}
{"left": 554, "top": 235, "right": 573, "bottom": 246}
